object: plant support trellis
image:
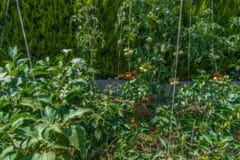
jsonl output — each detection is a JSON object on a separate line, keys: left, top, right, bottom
{"left": 168, "top": 0, "right": 183, "bottom": 155}
{"left": 0, "top": 0, "right": 32, "bottom": 68}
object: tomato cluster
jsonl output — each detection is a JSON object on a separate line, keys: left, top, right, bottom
{"left": 124, "top": 70, "right": 137, "bottom": 80}
{"left": 139, "top": 95, "right": 152, "bottom": 104}
{"left": 212, "top": 72, "right": 221, "bottom": 80}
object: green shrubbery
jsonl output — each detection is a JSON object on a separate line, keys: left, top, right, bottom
{"left": 0, "top": 1, "right": 240, "bottom": 159}
{"left": 0, "top": 47, "right": 124, "bottom": 159}
{"left": 1, "top": 0, "right": 240, "bottom": 78}
{"left": 1, "top": 47, "right": 238, "bottom": 159}
{"left": 0, "top": 0, "right": 76, "bottom": 61}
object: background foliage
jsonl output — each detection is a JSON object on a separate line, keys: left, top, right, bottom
{"left": 0, "top": 0, "right": 240, "bottom": 78}
{"left": 0, "top": 0, "right": 76, "bottom": 61}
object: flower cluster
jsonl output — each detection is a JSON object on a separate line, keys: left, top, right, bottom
{"left": 139, "top": 63, "right": 148, "bottom": 73}
{"left": 124, "top": 47, "right": 134, "bottom": 58}
{"left": 169, "top": 77, "right": 179, "bottom": 85}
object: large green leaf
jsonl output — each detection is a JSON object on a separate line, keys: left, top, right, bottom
{"left": 37, "top": 96, "right": 52, "bottom": 104}
{"left": 10, "top": 113, "right": 36, "bottom": 130}
{"left": 32, "top": 153, "right": 42, "bottom": 160}
{"left": 21, "top": 137, "right": 39, "bottom": 149}
{"left": 42, "top": 151, "right": 56, "bottom": 160}
{"left": 8, "top": 46, "right": 19, "bottom": 62}
{"left": 63, "top": 108, "right": 93, "bottom": 123}
{"left": 0, "top": 146, "right": 17, "bottom": 160}
{"left": 67, "top": 125, "right": 87, "bottom": 155}
{"left": 19, "top": 98, "right": 42, "bottom": 111}
{"left": 43, "top": 106, "right": 56, "bottom": 122}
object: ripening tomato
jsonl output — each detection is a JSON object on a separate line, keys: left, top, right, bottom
{"left": 125, "top": 73, "right": 132, "bottom": 80}
{"left": 131, "top": 70, "right": 137, "bottom": 77}
{"left": 237, "top": 130, "right": 240, "bottom": 136}
{"left": 140, "top": 98, "right": 146, "bottom": 104}
{"left": 150, "top": 127, "right": 156, "bottom": 132}
{"left": 147, "top": 95, "right": 152, "bottom": 101}
{"left": 129, "top": 118, "right": 136, "bottom": 125}
{"left": 212, "top": 72, "right": 220, "bottom": 78}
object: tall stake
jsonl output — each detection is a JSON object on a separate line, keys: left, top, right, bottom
{"left": 167, "top": 0, "right": 183, "bottom": 155}
{"left": 16, "top": 0, "right": 32, "bottom": 69}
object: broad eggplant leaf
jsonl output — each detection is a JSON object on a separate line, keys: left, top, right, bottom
{"left": 63, "top": 108, "right": 93, "bottom": 123}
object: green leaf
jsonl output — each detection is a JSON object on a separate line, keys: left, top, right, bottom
{"left": 3, "top": 61, "right": 14, "bottom": 68}
{"left": 221, "top": 136, "right": 233, "bottom": 143}
{"left": 37, "top": 96, "right": 52, "bottom": 104}
{"left": 0, "top": 146, "right": 17, "bottom": 160}
{"left": 31, "top": 71, "right": 51, "bottom": 77}
{"left": 19, "top": 98, "right": 41, "bottom": 110}
{"left": 21, "top": 137, "right": 39, "bottom": 149}
{"left": 20, "top": 126, "right": 37, "bottom": 138}
{"left": 10, "top": 113, "right": 36, "bottom": 130}
{"left": 42, "top": 151, "right": 56, "bottom": 160}
{"left": 51, "top": 144, "right": 69, "bottom": 150}
{"left": 32, "top": 153, "right": 42, "bottom": 160}
{"left": 8, "top": 46, "right": 18, "bottom": 61}
{"left": 94, "top": 130, "right": 101, "bottom": 140}
{"left": 43, "top": 106, "right": 56, "bottom": 122}
{"left": 67, "top": 125, "right": 86, "bottom": 155}
{"left": 63, "top": 108, "right": 93, "bottom": 123}
{"left": 159, "top": 138, "right": 167, "bottom": 148}
{"left": 49, "top": 123, "right": 62, "bottom": 134}
{"left": 202, "top": 134, "right": 212, "bottom": 145}
{"left": 17, "top": 58, "right": 27, "bottom": 66}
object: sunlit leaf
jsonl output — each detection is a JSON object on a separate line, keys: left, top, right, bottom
{"left": 63, "top": 108, "right": 93, "bottom": 123}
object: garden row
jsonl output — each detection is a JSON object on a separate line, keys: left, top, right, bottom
{"left": 0, "top": 47, "right": 239, "bottom": 159}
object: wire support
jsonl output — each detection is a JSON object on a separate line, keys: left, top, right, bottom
{"left": 128, "top": 0, "right": 132, "bottom": 73}
{"left": 167, "top": 0, "right": 183, "bottom": 155}
{"left": 188, "top": 0, "right": 192, "bottom": 85}
{"left": 117, "top": 1, "right": 124, "bottom": 98}
{"left": 16, "top": 0, "right": 32, "bottom": 69}
{"left": 211, "top": 0, "right": 217, "bottom": 71}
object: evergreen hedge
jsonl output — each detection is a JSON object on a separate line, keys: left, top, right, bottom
{"left": 0, "top": 0, "right": 76, "bottom": 61}
{"left": 0, "top": 0, "right": 240, "bottom": 78}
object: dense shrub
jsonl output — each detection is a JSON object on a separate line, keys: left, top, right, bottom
{"left": 0, "top": 47, "right": 126, "bottom": 159}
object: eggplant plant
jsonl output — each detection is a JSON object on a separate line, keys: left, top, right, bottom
{"left": 0, "top": 47, "right": 124, "bottom": 159}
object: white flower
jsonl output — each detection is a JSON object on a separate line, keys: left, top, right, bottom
{"left": 0, "top": 73, "right": 7, "bottom": 81}
{"left": 0, "top": 73, "right": 11, "bottom": 83}
{"left": 71, "top": 58, "right": 85, "bottom": 64}
{"left": 62, "top": 49, "right": 72, "bottom": 54}
{"left": 5, "top": 76, "right": 11, "bottom": 83}
{"left": 59, "top": 90, "right": 67, "bottom": 99}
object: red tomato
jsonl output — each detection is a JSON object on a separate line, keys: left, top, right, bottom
{"left": 150, "top": 127, "right": 156, "bottom": 132}
{"left": 125, "top": 73, "right": 132, "bottom": 80}
{"left": 147, "top": 95, "right": 152, "bottom": 101}
{"left": 140, "top": 98, "right": 146, "bottom": 104}
{"left": 237, "top": 130, "right": 240, "bottom": 136}
{"left": 212, "top": 72, "right": 220, "bottom": 78}
{"left": 129, "top": 118, "right": 136, "bottom": 125}
{"left": 131, "top": 70, "right": 137, "bottom": 77}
